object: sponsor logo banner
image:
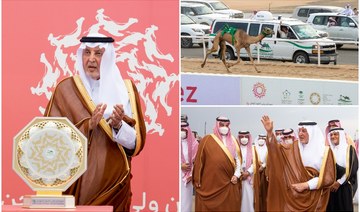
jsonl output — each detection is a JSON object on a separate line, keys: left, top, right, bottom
{"left": 241, "top": 78, "right": 358, "bottom": 105}
{"left": 181, "top": 74, "right": 357, "bottom": 106}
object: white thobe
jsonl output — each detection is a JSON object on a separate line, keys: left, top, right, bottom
{"left": 256, "top": 145, "right": 268, "bottom": 168}
{"left": 300, "top": 143, "right": 324, "bottom": 190}
{"left": 89, "top": 79, "right": 136, "bottom": 150}
{"left": 222, "top": 136, "right": 241, "bottom": 178}
{"left": 240, "top": 145, "right": 254, "bottom": 212}
{"left": 181, "top": 139, "right": 193, "bottom": 212}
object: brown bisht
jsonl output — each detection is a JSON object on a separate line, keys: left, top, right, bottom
{"left": 45, "top": 76, "right": 146, "bottom": 211}
{"left": 251, "top": 144, "right": 268, "bottom": 212}
{"left": 266, "top": 133, "right": 335, "bottom": 211}
{"left": 257, "top": 162, "right": 268, "bottom": 212}
{"left": 252, "top": 146, "right": 264, "bottom": 212}
{"left": 193, "top": 134, "right": 242, "bottom": 211}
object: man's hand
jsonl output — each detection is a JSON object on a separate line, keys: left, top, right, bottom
{"left": 109, "top": 104, "right": 125, "bottom": 129}
{"left": 240, "top": 171, "right": 250, "bottom": 181}
{"left": 231, "top": 175, "right": 238, "bottom": 184}
{"left": 261, "top": 115, "right": 273, "bottom": 134}
{"left": 330, "top": 181, "right": 341, "bottom": 192}
{"left": 89, "top": 103, "right": 107, "bottom": 130}
{"left": 292, "top": 182, "right": 309, "bottom": 193}
{"left": 181, "top": 163, "right": 191, "bottom": 171}
{"left": 186, "top": 176, "right": 192, "bottom": 184}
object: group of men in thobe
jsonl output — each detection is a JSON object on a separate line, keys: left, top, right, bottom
{"left": 182, "top": 115, "right": 358, "bottom": 212}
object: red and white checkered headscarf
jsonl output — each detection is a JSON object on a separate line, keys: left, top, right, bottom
{"left": 213, "top": 116, "right": 236, "bottom": 158}
{"left": 181, "top": 121, "right": 198, "bottom": 184}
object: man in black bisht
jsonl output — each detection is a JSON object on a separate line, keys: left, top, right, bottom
{"left": 326, "top": 127, "right": 358, "bottom": 211}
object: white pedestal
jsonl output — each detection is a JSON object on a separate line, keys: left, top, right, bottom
{"left": 22, "top": 195, "right": 75, "bottom": 209}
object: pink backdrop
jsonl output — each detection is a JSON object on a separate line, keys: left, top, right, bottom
{"left": 3, "top": 0, "right": 179, "bottom": 211}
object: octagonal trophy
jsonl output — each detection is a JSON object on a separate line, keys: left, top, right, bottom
{"left": 13, "top": 117, "right": 87, "bottom": 208}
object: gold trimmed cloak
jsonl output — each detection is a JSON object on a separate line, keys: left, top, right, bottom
{"left": 45, "top": 76, "right": 146, "bottom": 211}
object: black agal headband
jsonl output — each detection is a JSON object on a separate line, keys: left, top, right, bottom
{"left": 216, "top": 117, "right": 230, "bottom": 122}
{"left": 238, "top": 131, "right": 250, "bottom": 135}
{"left": 329, "top": 127, "right": 344, "bottom": 133}
{"left": 282, "top": 128, "right": 294, "bottom": 135}
{"left": 80, "top": 36, "right": 114, "bottom": 43}
{"left": 298, "top": 121, "right": 317, "bottom": 126}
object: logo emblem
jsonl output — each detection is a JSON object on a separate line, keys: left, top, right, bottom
{"left": 310, "top": 92, "right": 321, "bottom": 105}
{"left": 338, "top": 95, "right": 352, "bottom": 105}
{"left": 252, "top": 82, "right": 266, "bottom": 99}
{"left": 297, "top": 91, "right": 305, "bottom": 105}
{"left": 281, "top": 90, "right": 291, "bottom": 104}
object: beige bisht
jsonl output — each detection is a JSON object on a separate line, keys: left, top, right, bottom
{"left": 45, "top": 76, "right": 146, "bottom": 211}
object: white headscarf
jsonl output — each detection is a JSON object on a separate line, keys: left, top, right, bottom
{"left": 76, "top": 33, "right": 130, "bottom": 119}
{"left": 342, "top": 4, "right": 355, "bottom": 16}
{"left": 255, "top": 134, "right": 267, "bottom": 164}
{"left": 282, "top": 128, "right": 298, "bottom": 143}
{"left": 328, "top": 128, "right": 347, "bottom": 167}
{"left": 298, "top": 121, "right": 325, "bottom": 171}
{"left": 238, "top": 131, "right": 253, "bottom": 170}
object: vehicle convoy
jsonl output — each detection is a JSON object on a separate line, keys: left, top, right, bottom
{"left": 180, "top": 2, "right": 229, "bottom": 26}
{"left": 181, "top": 14, "right": 210, "bottom": 48}
{"left": 208, "top": 11, "right": 338, "bottom": 64}
{"left": 291, "top": 5, "right": 344, "bottom": 22}
{"left": 307, "top": 12, "right": 358, "bottom": 48}
{"left": 181, "top": 0, "right": 244, "bottom": 18}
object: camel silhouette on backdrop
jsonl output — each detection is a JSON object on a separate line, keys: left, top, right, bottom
{"left": 201, "top": 26, "right": 274, "bottom": 73}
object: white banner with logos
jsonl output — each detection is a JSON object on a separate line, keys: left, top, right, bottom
{"left": 181, "top": 73, "right": 358, "bottom": 105}
{"left": 241, "top": 77, "right": 357, "bottom": 105}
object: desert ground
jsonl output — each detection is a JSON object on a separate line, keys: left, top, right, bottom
{"left": 182, "top": 58, "right": 358, "bottom": 81}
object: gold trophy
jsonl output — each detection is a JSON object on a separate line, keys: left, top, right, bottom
{"left": 13, "top": 117, "right": 87, "bottom": 208}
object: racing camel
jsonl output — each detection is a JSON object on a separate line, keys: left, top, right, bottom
{"left": 201, "top": 26, "right": 274, "bottom": 73}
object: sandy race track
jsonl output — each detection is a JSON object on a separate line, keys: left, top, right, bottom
{"left": 181, "top": 58, "right": 358, "bottom": 81}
